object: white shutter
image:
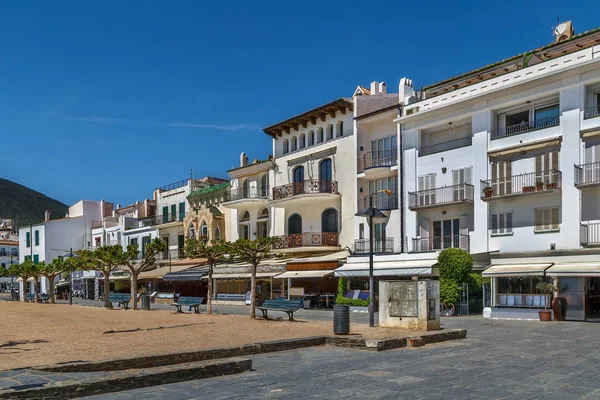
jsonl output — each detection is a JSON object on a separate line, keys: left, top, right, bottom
{"left": 418, "top": 219, "right": 430, "bottom": 252}
{"left": 452, "top": 169, "right": 459, "bottom": 185}
{"left": 430, "top": 174, "right": 437, "bottom": 204}
{"left": 535, "top": 209, "right": 543, "bottom": 232}
{"left": 465, "top": 167, "right": 472, "bottom": 185}
{"left": 551, "top": 207, "right": 559, "bottom": 230}
{"left": 543, "top": 208, "right": 551, "bottom": 231}
{"left": 491, "top": 214, "right": 498, "bottom": 234}
{"left": 586, "top": 144, "right": 594, "bottom": 164}
{"left": 459, "top": 215, "right": 469, "bottom": 236}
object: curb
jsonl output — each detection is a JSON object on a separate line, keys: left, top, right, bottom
{"left": 0, "top": 358, "right": 252, "bottom": 400}
{"left": 327, "top": 329, "right": 467, "bottom": 351}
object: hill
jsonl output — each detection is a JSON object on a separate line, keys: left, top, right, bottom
{"left": 0, "top": 178, "right": 68, "bottom": 227}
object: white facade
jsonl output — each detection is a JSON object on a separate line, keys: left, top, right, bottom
{"left": 0, "top": 240, "right": 19, "bottom": 271}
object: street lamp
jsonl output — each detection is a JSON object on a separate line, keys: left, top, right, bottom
{"left": 355, "top": 189, "right": 392, "bottom": 328}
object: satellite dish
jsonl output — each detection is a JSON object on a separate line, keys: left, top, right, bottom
{"left": 554, "top": 23, "right": 567, "bottom": 36}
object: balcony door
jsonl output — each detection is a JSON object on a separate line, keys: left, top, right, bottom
{"left": 319, "top": 159, "right": 332, "bottom": 192}
{"left": 260, "top": 174, "right": 268, "bottom": 197}
{"left": 535, "top": 151, "right": 558, "bottom": 186}
{"left": 433, "top": 219, "right": 460, "bottom": 250}
{"left": 491, "top": 161, "right": 512, "bottom": 195}
{"left": 371, "top": 136, "right": 396, "bottom": 167}
{"left": 452, "top": 167, "right": 472, "bottom": 201}
{"left": 374, "top": 222, "right": 386, "bottom": 253}
{"left": 293, "top": 166, "right": 304, "bottom": 195}
{"left": 321, "top": 208, "right": 338, "bottom": 247}
{"left": 242, "top": 179, "right": 250, "bottom": 198}
{"left": 584, "top": 142, "right": 600, "bottom": 183}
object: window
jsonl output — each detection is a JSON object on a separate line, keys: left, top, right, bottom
{"left": 179, "top": 202, "right": 185, "bottom": 221}
{"left": 308, "top": 131, "right": 315, "bottom": 146}
{"left": 130, "top": 237, "right": 138, "bottom": 248}
{"left": 505, "top": 110, "right": 530, "bottom": 128}
{"left": 299, "top": 134, "right": 306, "bottom": 149}
{"left": 11, "top": 248, "right": 18, "bottom": 256}
{"left": 239, "top": 211, "right": 250, "bottom": 240}
{"left": 535, "top": 207, "right": 559, "bottom": 233}
{"left": 317, "top": 128, "right": 324, "bottom": 143}
{"left": 359, "top": 223, "right": 364, "bottom": 239}
{"left": 33, "top": 254, "right": 39, "bottom": 264}
{"left": 291, "top": 137, "right": 297, "bottom": 151}
{"left": 535, "top": 152, "right": 559, "bottom": 186}
{"left": 321, "top": 208, "right": 338, "bottom": 233}
{"left": 491, "top": 161, "right": 512, "bottom": 195}
{"left": 369, "top": 176, "right": 397, "bottom": 209}
{"left": 257, "top": 221, "right": 268, "bottom": 239}
{"left": 34, "top": 230, "right": 39, "bottom": 246}
{"left": 0, "top": 248, "right": 5, "bottom": 256}
{"left": 327, "top": 125, "right": 333, "bottom": 140}
{"left": 417, "top": 174, "right": 436, "bottom": 206}
{"left": 371, "top": 136, "right": 397, "bottom": 166}
{"left": 141, "top": 236, "right": 150, "bottom": 257}
{"left": 337, "top": 121, "right": 344, "bottom": 137}
{"left": 288, "top": 214, "right": 302, "bottom": 235}
{"left": 215, "top": 226, "right": 222, "bottom": 240}
{"left": 170, "top": 204, "right": 176, "bottom": 220}
{"left": 452, "top": 167, "right": 472, "bottom": 200}
{"left": 200, "top": 221, "right": 208, "bottom": 239}
{"left": 283, "top": 139, "right": 289, "bottom": 154}
{"left": 25, "top": 255, "right": 31, "bottom": 261}
{"left": 534, "top": 104, "right": 560, "bottom": 122}
{"left": 26, "top": 232, "right": 30, "bottom": 248}
{"left": 491, "top": 212, "right": 513, "bottom": 235}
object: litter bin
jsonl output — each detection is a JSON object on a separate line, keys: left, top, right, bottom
{"left": 333, "top": 304, "right": 350, "bottom": 335}
{"left": 141, "top": 295, "right": 151, "bottom": 310}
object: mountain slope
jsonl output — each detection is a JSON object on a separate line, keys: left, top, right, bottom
{"left": 0, "top": 178, "right": 68, "bottom": 227}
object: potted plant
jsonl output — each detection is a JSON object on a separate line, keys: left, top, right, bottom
{"left": 483, "top": 186, "right": 493, "bottom": 198}
{"left": 536, "top": 282, "right": 554, "bottom": 321}
{"left": 547, "top": 182, "right": 557, "bottom": 190}
{"left": 552, "top": 283, "right": 568, "bottom": 321}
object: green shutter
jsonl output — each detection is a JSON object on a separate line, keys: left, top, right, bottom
{"left": 171, "top": 204, "right": 176, "bottom": 220}
{"left": 26, "top": 232, "right": 30, "bottom": 247}
{"left": 162, "top": 206, "right": 168, "bottom": 223}
{"left": 25, "top": 255, "right": 31, "bottom": 261}
{"left": 179, "top": 202, "right": 185, "bottom": 221}
{"left": 33, "top": 255, "right": 39, "bottom": 264}
{"left": 34, "top": 230, "right": 39, "bottom": 246}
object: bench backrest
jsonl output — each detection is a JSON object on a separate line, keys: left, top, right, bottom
{"left": 179, "top": 296, "right": 203, "bottom": 305}
{"left": 109, "top": 293, "right": 131, "bottom": 301}
{"left": 260, "top": 299, "right": 302, "bottom": 310}
{"left": 27, "top": 293, "right": 35, "bottom": 299}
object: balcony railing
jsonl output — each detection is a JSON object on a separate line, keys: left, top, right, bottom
{"left": 575, "top": 162, "right": 600, "bottom": 187}
{"left": 491, "top": 115, "right": 560, "bottom": 140}
{"left": 225, "top": 187, "right": 269, "bottom": 202}
{"left": 358, "top": 150, "right": 397, "bottom": 173}
{"left": 157, "top": 248, "right": 185, "bottom": 261}
{"left": 408, "top": 184, "right": 474, "bottom": 210}
{"left": 354, "top": 238, "right": 394, "bottom": 254}
{"left": 419, "top": 136, "right": 472, "bottom": 157}
{"left": 273, "top": 232, "right": 339, "bottom": 249}
{"left": 411, "top": 235, "right": 469, "bottom": 253}
{"left": 581, "top": 222, "right": 600, "bottom": 246}
{"left": 480, "top": 170, "right": 562, "bottom": 200}
{"left": 154, "top": 212, "right": 186, "bottom": 225}
{"left": 584, "top": 105, "right": 600, "bottom": 120}
{"left": 496, "top": 294, "right": 551, "bottom": 308}
{"left": 358, "top": 193, "right": 398, "bottom": 211}
{"left": 272, "top": 180, "right": 337, "bottom": 200}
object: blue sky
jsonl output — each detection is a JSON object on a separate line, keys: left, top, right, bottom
{"left": 1, "top": 1, "right": 597, "bottom": 206}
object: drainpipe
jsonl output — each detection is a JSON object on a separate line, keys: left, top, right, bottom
{"left": 398, "top": 115, "right": 405, "bottom": 253}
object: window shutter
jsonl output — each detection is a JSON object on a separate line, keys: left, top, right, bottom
{"left": 506, "top": 213, "right": 513, "bottom": 233}
{"left": 452, "top": 169, "right": 459, "bottom": 185}
{"left": 586, "top": 144, "right": 594, "bottom": 164}
{"left": 543, "top": 208, "right": 551, "bottom": 231}
{"left": 551, "top": 207, "right": 559, "bottom": 230}
{"left": 498, "top": 162, "right": 506, "bottom": 195}
{"left": 535, "top": 154, "right": 542, "bottom": 174}
{"left": 491, "top": 214, "right": 498, "bottom": 234}
{"left": 551, "top": 151, "right": 559, "bottom": 171}
{"left": 459, "top": 215, "right": 469, "bottom": 236}
{"left": 499, "top": 213, "right": 505, "bottom": 234}
{"left": 505, "top": 162, "right": 512, "bottom": 194}
{"left": 535, "top": 209, "right": 543, "bottom": 231}
{"left": 465, "top": 167, "right": 472, "bottom": 185}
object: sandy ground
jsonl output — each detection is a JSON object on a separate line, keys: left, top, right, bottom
{"left": 0, "top": 302, "right": 424, "bottom": 370}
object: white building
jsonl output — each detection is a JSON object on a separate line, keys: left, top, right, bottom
{"left": 396, "top": 21, "right": 600, "bottom": 321}
{"left": 0, "top": 238, "right": 19, "bottom": 292}
{"left": 17, "top": 200, "right": 114, "bottom": 299}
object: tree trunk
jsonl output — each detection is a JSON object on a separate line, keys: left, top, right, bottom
{"left": 207, "top": 263, "right": 213, "bottom": 315}
{"left": 49, "top": 275, "right": 56, "bottom": 304}
{"left": 250, "top": 264, "right": 257, "bottom": 319}
{"left": 20, "top": 276, "right": 28, "bottom": 302}
{"left": 131, "top": 272, "right": 138, "bottom": 310}
{"left": 103, "top": 272, "right": 113, "bottom": 309}
{"left": 33, "top": 276, "right": 39, "bottom": 300}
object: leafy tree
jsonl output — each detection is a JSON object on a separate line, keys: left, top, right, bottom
{"left": 8, "top": 261, "right": 36, "bottom": 301}
{"left": 184, "top": 238, "right": 230, "bottom": 314}
{"left": 438, "top": 248, "right": 473, "bottom": 305}
{"left": 122, "top": 238, "right": 166, "bottom": 310}
{"left": 30, "top": 261, "right": 45, "bottom": 299}
{"left": 231, "top": 237, "right": 278, "bottom": 318}
{"left": 76, "top": 245, "right": 125, "bottom": 309}
{"left": 39, "top": 258, "right": 81, "bottom": 304}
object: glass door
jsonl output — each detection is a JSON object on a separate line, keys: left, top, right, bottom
{"left": 559, "top": 277, "right": 585, "bottom": 321}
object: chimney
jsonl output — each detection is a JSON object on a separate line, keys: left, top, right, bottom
{"left": 398, "top": 78, "right": 415, "bottom": 104}
{"left": 378, "top": 82, "right": 387, "bottom": 95}
{"left": 370, "top": 81, "right": 379, "bottom": 95}
{"left": 44, "top": 210, "right": 50, "bottom": 221}
{"left": 240, "top": 152, "right": 248, "bottom": 167}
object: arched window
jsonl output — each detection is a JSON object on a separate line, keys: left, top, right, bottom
{"left": 321, "top": 208, "right": 338, "bottom": 233}
{"left": 319, "top": 158, "right": 332, "bottom": 192}
{"left": 187, "top": 223, "right": 196, "bottom": 239}
{"left": 299, "top": 134, "right": 306, "bottom": 149}
{"left": 260, "top": 174, "right": 268, "bottom": 197}
{"left": 257, "top": 208, "right": 269, "bottom": 239}
{"left": 215, "top": 226, "right": 222, "bottom": 240}
{"left": 200, "top": 221, "right": 208, "bottom": 240}
{"left": 288, "top": 214, "right": 302, "bottom": 235}
{"left": 293, "top": 166, "right": 304, "bottom": 183}
{"left": 308, "top": 130, "right": 315, "bottom": 146}
{"left": 239, "top": 211, "right": 250, "bottom": 240}
{"left": 240, "top": 211, "right": 250, "bottom": 222}
{"left": 242, "top": 179, "right": 250, "bottom": 199}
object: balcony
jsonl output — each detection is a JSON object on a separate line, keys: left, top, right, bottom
{"left": 358, "top": 193, "right": 398, "bottom": 211}
{"left": 481, "top": 170, "right": 562, "bottom": 201}
{"left": 353, "top": 238, "right": 394, "bottom": 254}
{"left": 223, "top": 187, "right": 269, "bottom": 208}
{"left": 408, "top": 184, "right": 474, "bottom": 210}
{"left": 411, "top": 235, "right": 470, "bottom": 253}
{"left": 575, "top": 162, "right": 600, "bottom": 188}
{"left": 491, "top": 115, "right": 560, "bottom": 140}
{"left": 419, "top": 136, "right": 472, "bottom": 157}
{"left": 156, "top": 248, "right": 185, "bottom": 262}
{"left": 273, "top": 232, "right": 339, "bottom": 253}
{"left": 154, "top": 212, "right": 186, "bottom": 226}
{"left": 357, "top": 150, "right": 397, "bottom": 178}
{"left": 581, "top": 223, "right": 600, "bottom": 246}
{"left": 584, "top": 105, "right": 600, "bottom": 120}
{"left": 270, "top": 180, "right": 338, "bottom": 208}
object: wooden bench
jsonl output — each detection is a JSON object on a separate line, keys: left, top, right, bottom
{"left": 256, "top": 299, "right": 302, "bottom": 321}
{"left": 37, "top": 294, "right": 50, "bottom": 303}
{"left": 171, "top": 296, "right": 204, "bottom": 313}
{"left": 25, "top": 293, "right": 35, "bottom": 302}
{"left": 108, "top": 293, "right": 132, "bottom": 309}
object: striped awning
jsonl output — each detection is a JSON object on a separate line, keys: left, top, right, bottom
{"left": 546, "top": 263, "right": 600, "bottom": 277}
{"left": 482, "top": 264, "right": 552, "bottom": 277}
{"left": 163, "top": 267, "right": 209, "bottom": 282}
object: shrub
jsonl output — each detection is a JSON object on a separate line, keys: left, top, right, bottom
{"left": 467, "top": 272, "right": 490, "bottom": 296}
{"left": 335, "top": 277, "right": 370, "bottom": 307}
{"left": 440, "top": 280, "right": 461, "bottom": 305}
{"left": 438, "top": 248, "right": 473, "bottom": 283}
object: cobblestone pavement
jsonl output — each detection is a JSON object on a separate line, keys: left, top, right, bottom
{"left": 79, "top": 317, "right": 600, "bottom": 400}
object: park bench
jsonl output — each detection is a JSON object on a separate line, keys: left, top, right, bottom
{"left": 37, "top": 294, "right": 50, "bottom": 303}
{"left": 256, "top": 299, "right": 302, "bottom": 321}
{"left": 171, "top": 296, "right": 204, "bottom": 313}
{"left": 25, "top": 293, "right": 35, "bottom": 302}
{"left": 108, "top": 292, "right": 132, "bottom": 309}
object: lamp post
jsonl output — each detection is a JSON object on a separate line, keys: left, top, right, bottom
{"left": 355, "top": 189, "right": 392, "bottom": 327}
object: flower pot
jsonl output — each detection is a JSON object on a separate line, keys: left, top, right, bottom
{"left": 552, "top": 297, "right": 568, "bottom": 321}
{"left": 539, "top": 310, "right": 552, "bottom": 321}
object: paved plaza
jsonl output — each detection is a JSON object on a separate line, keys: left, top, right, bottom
{"left": 76, "top": 317, "right": 600, "bottom": 400}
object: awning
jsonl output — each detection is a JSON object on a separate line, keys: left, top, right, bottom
{"left": 138, "top": 265, "right": 190, "bottom": 280}
{"left": 163, "top": 267, "right": 209, "bottom": 282}
{"left": 482, "top": 263, "right": 552, "bottom": 277}
{"left": 488, "top": 137, "right": 561, "bottom": 158}
{"left": 208, "top": 272, "right": 279, "bottom": 279}
{"left": 287, "top": 250, "right": 350, "bottom": 264}
{"left": 275, "top": 270, "right": 335, "bottom": 279}
{"left": 109, "top": 275, "right": 130, "bottom": 281}
{"left": 546, "top": 263, "right": 600, "bottom": 277}
{"left": 169, "top": 257, "right": 208, "bottom": 267}
{"left": 581, "top": 127, "right": 600, "bottom": 138}
{"left": 334, "top": 259, "right": 436, "bottom": 278}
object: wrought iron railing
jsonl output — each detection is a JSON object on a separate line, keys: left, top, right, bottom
{"left": 411, "top": 235, "right": 469, "bottom": 252}
{"left": 419, "top": 136, "right": 472, "bottom": 157}
{"left": 584, "top": 105, "right": 600, "bottom": 120}
{"left": 157, "top": 248, "right": 185, "bottom": 261}
{"left": 273, "top": 232, "right": 339, "bottom": 249}
{"left": 154, "top": 212, "right": 187, "bottom": 225}
{"left": 575, "top": 162, "right": 600, "bottom": 186}
{"left": 480, "top": 170, "right": 561, "bottom": 199}
{"left": 408, "top": 184, "right": 474, "bottom": 209}
{"left": 581, "top": 222, "right": 600, "bottom": 246}
{"left": 491, "top": 115, "right": 560, "bottom": 140}
{"left": 272, "top": 180, "right": 338, "bottom": 200}
{"left": 357, "top": 193, "right": 398, "bottom": 211}
{"left": 225, "top": 186, "right": 269, "bottom": 202}
{"left": 353, "top": 238, "right": 394, "bottom": 254}
{"left": 358, "top": 150, "right": 397, "bottom": 173}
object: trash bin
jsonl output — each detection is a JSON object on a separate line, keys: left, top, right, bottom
{"left": 333, "top": 304, "right": 350, "bottom": 335}
{"left": 141, "top": 295, "right": 151, "bottom": 310}
{"left": 11, "top": 290, "right": 18, "bottom": 301}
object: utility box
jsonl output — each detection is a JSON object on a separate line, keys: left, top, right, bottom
{"left": 379, "top": 280, "right": 440, "bottom": 331}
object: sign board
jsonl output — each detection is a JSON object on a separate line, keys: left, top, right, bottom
{"left": 289, "top": 287, "right": 305, "bottom": 297}
{"left": 389, "top": 282, "right": 418, "bottom": 317}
